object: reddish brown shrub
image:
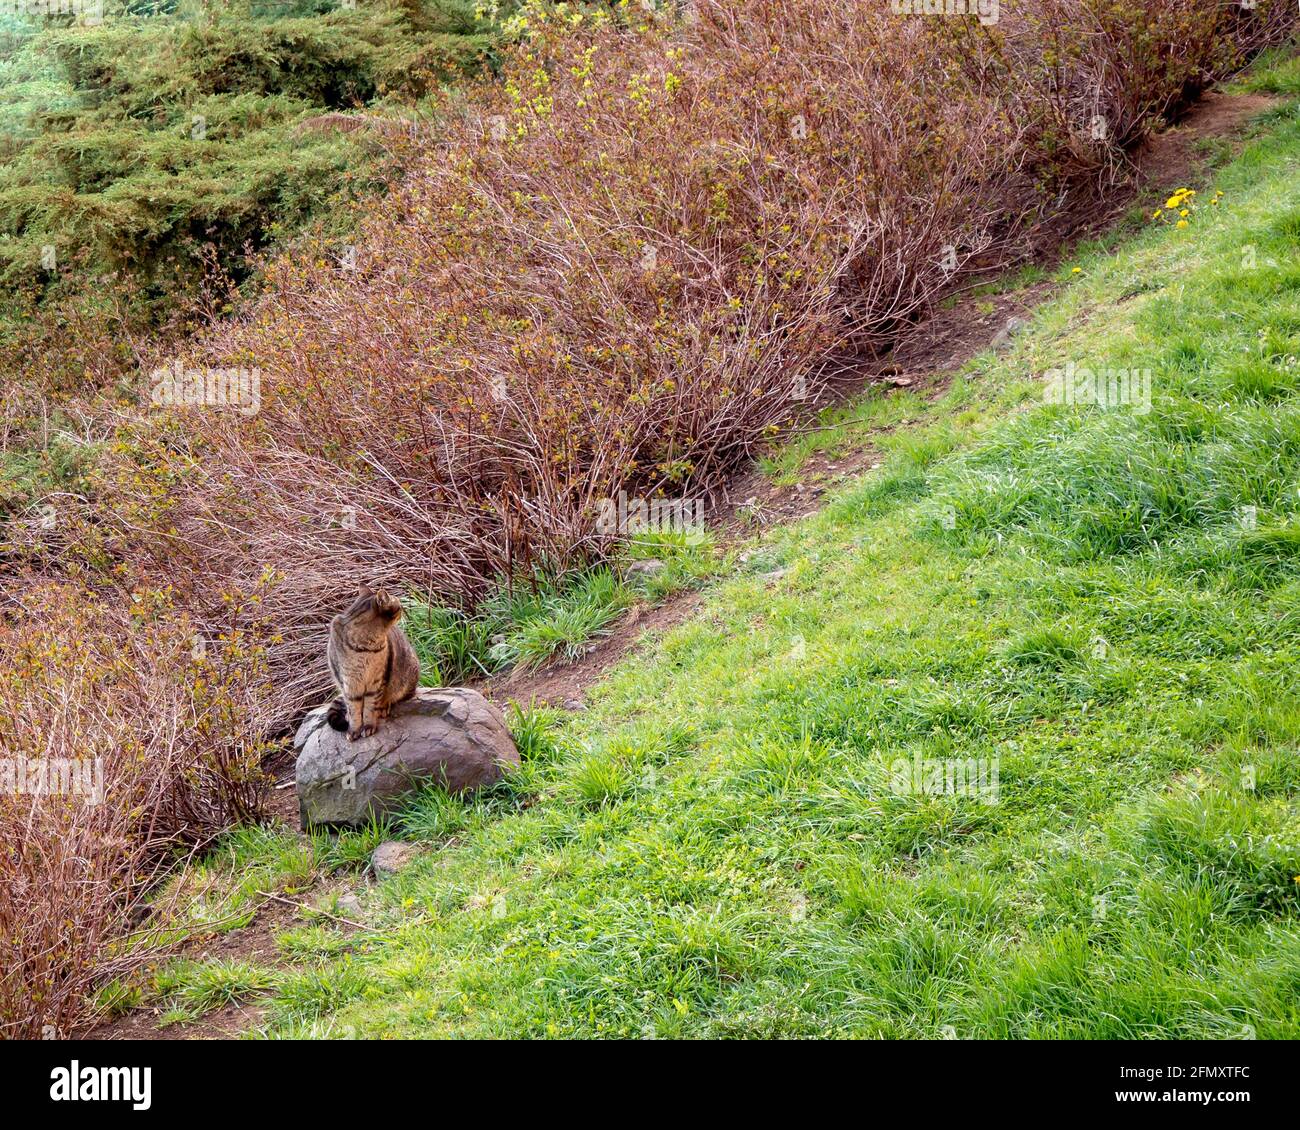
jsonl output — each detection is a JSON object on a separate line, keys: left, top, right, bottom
{"left": 0, "top": 580, "right": 273, "bottom": 1038}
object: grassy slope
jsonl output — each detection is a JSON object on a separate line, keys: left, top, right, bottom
{"left": 158, "top": 54, "right": 1300, "bottom": 1039}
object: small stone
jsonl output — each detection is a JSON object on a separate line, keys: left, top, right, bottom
{"left": 371, "top": 841, "right": 421, "bottom": 878}
{"left": 336, "top": 892, "right": 363, "bottom": 916}
{"left": 627, "top": 559, "right": 666, "bottom": 577}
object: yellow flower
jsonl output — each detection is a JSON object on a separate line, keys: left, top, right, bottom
{"left": 1179, "top": 209, "right": 1190, "bottom": 218}
{"left": 1176, "top": 220, "right": 1188, "bottom": 229}
{"left": 1152, "top": 210, "right": 1162, "bottom": 220}
{"left": 1071, "top": 267, "right": 1082, "bottom": 274}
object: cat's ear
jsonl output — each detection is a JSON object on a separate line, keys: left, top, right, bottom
{"left": 357, "top": 584, "right": 374, "bottom": 599}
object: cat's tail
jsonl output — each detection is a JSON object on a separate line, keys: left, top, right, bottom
{"left": 326, "top": 697, "right": 349, "bottom": 732}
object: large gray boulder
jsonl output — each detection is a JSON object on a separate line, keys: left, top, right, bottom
{"left": 294, "top": 688, "right": 518, "bottom": 829}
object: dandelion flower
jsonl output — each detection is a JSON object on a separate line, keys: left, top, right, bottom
{"left": 1072, "top": 267, "right": 1082, "bottom": 274}
{"left": 1176, "top": 220, "right": 1188, "bottom": 229}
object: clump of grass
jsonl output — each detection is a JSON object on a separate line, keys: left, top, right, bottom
{"left": 1139, "top": 786, "right": 1300, "bottom": 915}
{"left": 151, "top": 958, "right": 280, "bottom": 1020}
{"left": 93, "top": 981, "right": 144, "bottom": 1019}
{"left": 406, "top": 566, "right": 635, "bottom": 678}
{"left": 277, "top": 925, "right": 365, "bottom": 961}
{"left": 161, "top": 824, "right": 317, "bottom": 940}
{"left": 565, "top": 722, "right": 697, "bottom": 808}
{"left": 568, "top": 755, "right": 637, "bottom": 808}
{"left": 624, "top": 529, "right": 719, "bottom": 599}
{"left": 272, "top": 961, "right": 372, "bottom": 1025}
{"left": 397, "top": 786, "right": 478, "bottom": 842}
{"left": 401, "top": 604, "right": 502, "bottom": 684}
{"left": 487, "top": 569, "right": 633, "bottom": 670}
{"left": 760, "top": 387, "right": 926, "bottom": 483}
{"left": 1004, "top": 626, "right": 1085, "bottom": 670}
{"left": 405, "top": 538, "right": 717, "bottom": 683}
{"left": 404, "top": 568, "right": 628, "bottom": 679}
{"left": 310, "top": 815, "right": 395, "bottom": 872}
{"left": 505, "top": 701, "right": 568, "bottom": 763}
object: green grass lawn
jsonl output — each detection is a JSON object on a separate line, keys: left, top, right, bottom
{"left": 141, "top": 56, "right": 1300, "bottom": 1039}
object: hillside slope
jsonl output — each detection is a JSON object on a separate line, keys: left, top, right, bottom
{"left": 21, "top": 1, "right": 1300, "bottom": 1044}
{"left": 125, "top": 52, "right": 1300, "bottom": 1040}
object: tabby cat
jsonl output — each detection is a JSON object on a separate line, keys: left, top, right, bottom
{"left": 326, "top": 585, "right": 420, "bottom": 741}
